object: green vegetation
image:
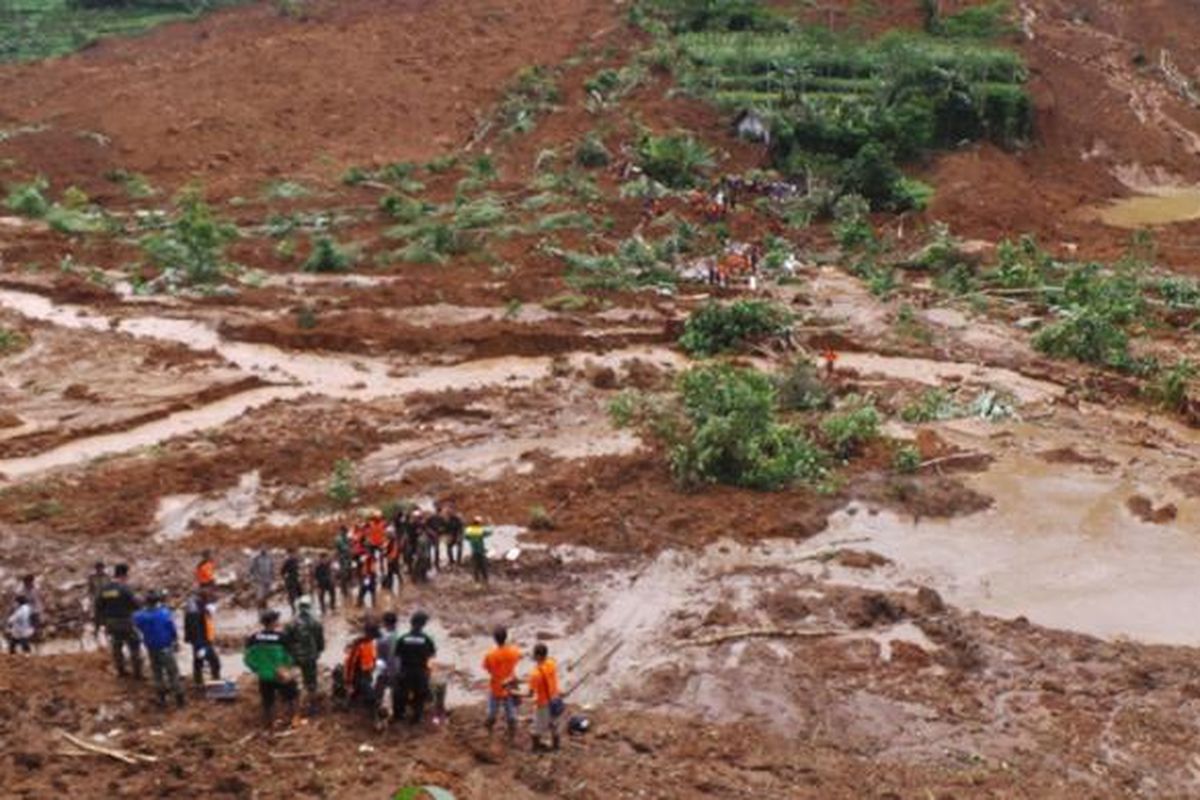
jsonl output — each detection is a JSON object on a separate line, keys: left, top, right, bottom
{"left": 900, "top": 388, "right": 960, "bottom": 423}
{"left": 326, "top": 458, "right": 357, "bottom": 508}
{"left": 611, "top": 362, "right": 827, "bottom": 490}
{"left": 635, "top": 132, "right": 714, "bottom": 189}
{"left": 0, "top": 0, "right": 239, "bottom": 62}
{"left": 774, "top": 358, "right": 830, "bottom": 411}
{"left": 4, "top": 177, "right": 50, "bottom": 217}
{"left": 892, "top": 444, "right": 922, "bottom": 474}
{"left": 555, "top": 230, "right": 692, "bottom": 291}
{"left": 498, "top": 66, "right": 561, "bottom": 135}
{"left": 678, "top": 299, "right": 792, "bottom": 357}
{"left": 0, "top": 326, "right": 28, "bottom": 355}
{"left": 302, "top": 235, "right": 351, "bottom": 273}
{"left": 821, "top": 398, "right": 880, "bottom": 460}
{"left": 140, "top": 187, "right": 237, "bottom": 286}
{"left": 106, "top": 169, "right": 155, "bottom": 199}
{"left": 575, "top": 133, "right": 612, "bottom": 168}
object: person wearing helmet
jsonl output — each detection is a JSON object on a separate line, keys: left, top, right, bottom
{"left": 464, "top": 516, "right": 493, "bottom": 585}
{"left": 395, "top": 610, "right": 437, "bottom": 724}
{"left": 133, "top": 590, "right": 185, "bottom": 709}
{"left": 283, "top": 596, "right": 324, "bottom": 714}
{"left": 244, "top": 609, "right": 299, "bottom": 728}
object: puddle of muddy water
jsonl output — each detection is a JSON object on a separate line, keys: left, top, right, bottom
{"left": 809, "top": 453, "right": 1200, "bottom": 645}
{"left": 1089, "top": 186, "right": 1200, "bottom": 228}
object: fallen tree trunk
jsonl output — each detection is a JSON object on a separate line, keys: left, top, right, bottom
{"left": 57, "top": 730, "right": 157, "bottom": 765}
{"left": 681, "top": 627, "right": 841, "bottom": 647}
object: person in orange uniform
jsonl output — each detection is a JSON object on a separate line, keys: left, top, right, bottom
{"left": 482, "top": 626, "right": 521, "bottom": 741}
{"left": 344, "top": 621, "right": 379, "bottom": 717}
{"left": 527, "top": 643, "right": 563, "bottom": 751}
{"left": 366, "top": 510, "right": 387, "bottom": 556}
{"left": 195, "top": 550, "right": 217, "bottom": 591}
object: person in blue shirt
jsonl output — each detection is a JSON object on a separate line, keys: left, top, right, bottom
{"left": 133, "top": 590, "right": 185, "bottom": 709}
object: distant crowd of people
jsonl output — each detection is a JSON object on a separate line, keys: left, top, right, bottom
{"left": 5, "top": 502, "right": 569, "bottom": 751}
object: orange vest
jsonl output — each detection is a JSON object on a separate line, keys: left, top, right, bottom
{"left": 196, "top": 560, "right": 216, "bottom": 586}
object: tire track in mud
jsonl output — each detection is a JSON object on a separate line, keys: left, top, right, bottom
{"left": 0, "top": 287, "right": 682, "bottom": 481}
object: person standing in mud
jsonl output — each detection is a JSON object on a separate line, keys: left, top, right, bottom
{"left": 195, "top": 550, "right": 217, "bottom": 592}
{"left": 527, "top": 643, "right": 563, "bottom": 752}
{"left": 6, "top": 594, "right": 34, "bottom": 654}
{"left": 427, "top": 503, "right": 447, "bottom": 571}
{"left": 383, "top": 529, "right": 403, "bottom": 595}
{"left": 183, "top": 588, "right": 221, "bottom": 686}
{"left": 283, "top": 596, "right": 324, "bottom": 714}
{"left": 97, "top": 563, "right": 143, "bottom": 680}
{"left": 464, "top": 517, "right": 493, "bottom": 585}
{"left": 281, "top": 548, "right": 304, "bottom": 615}
{"left": 244, "top": 609, "right": 299, "bottom": 729}
{"left": 133, "top": 590, "right": 185, "bottom": 709}
{"left": 20, "top": 575, "right": 43, "bottom": 641}
{"left": 334, "top": 526, "right": 354, "bottom": 604}
{"left": 395, "top": 610, "right": 436, "bottom": 725}
{"left": 248, "top": 548, "right": 274, "bottom": 610}
{"left": 402, "top": 508, "right": 424, "bottom": 579}
{"left": 482, "top": 625, "right": 521, "bottom": 741}
{"left": 444, "top": 502, "right": 465, "bottom": 567}
{"left": 87, "top": 562, "right": 107, "bottom": 640}
{"left": 312, "top": 552, "right": 337, "bottom": 614}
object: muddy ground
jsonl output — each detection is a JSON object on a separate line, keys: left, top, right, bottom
{"left": 5, "top": 0, "right": 1200, "bottom": 798}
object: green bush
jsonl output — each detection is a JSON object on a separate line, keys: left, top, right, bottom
{"left": 303, "top": 236, "right": 351, "bottom": 273}
{"left": 1033, "top": 308, "right": 1132, "bottom": 370}
{"left": 575, "top": 133, "right": 612, "bottom": 168}
{"left": 638, "top": 0, "right": 789, "bottom": 33}
{"left": 5, "top": 178, "right": 50, "bottom": 217}
{"left": 1144, "top": 360, "right": 1196, "bottom": 413}
{"left": 893, "top": 445, "right": 922, "bottom": 474}
{"left": 679, "top": 299, "right": 792, "bottom": 357}
{"left": 636, "top": 133, "right": 714, "bottom": 189}
{"left": 140, "top": 188, "right": 236, "bottom": 286}
{"left": 379, "top": 193, "right": 427, "bottom": 223}
{"left": 500, "top": 66, "right": 561, "bottom": 135}
{"left": 613, "top": 363, "right": 827, "bottom": 490}
{"left": 327, "top": 458, "right": 357, "bottom": 508}
{"left": 774, "top": 359, "right": 830, "bottom": 411}
{"left": 821, "top": 399, "right": 881, "bottom": 459}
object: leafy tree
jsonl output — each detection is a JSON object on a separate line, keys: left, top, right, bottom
{"left": 140, "top": 187, "right": 236, "bottom": 285}
{"left": 636, "top": 133, "right": 714, "bottom": 189}
{"left": 303, "top": 236, "right": 351, "bottom": 273}
{"left": 679, "top": 300, "right": 792, "bottom": 357}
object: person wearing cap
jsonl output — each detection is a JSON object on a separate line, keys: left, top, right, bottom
{"left": 244, "top": 609, "right": 299, "bottom": 728}
{"left": 86, "top": 562, "right": 107, "bottom": 638}
{"left": 282, "top": 596, "right": 324, "bottom": 713}
{"left": 133, "top": 590, "right": 185, "bottom": 709}
{"left": 464, "top": 517, "right": 493, "bottom": 585}
{"left": 97, "top": 563, "right": 143, "bottom": 680}
{"left": 395, "top": 610, "right": 437, "bottom": 724}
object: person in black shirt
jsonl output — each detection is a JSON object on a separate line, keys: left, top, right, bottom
{"left": 311, "top": 554, "right": 336, "bottom": 614}
{"left": 443, "top": 502, "right": 465, "bottom": 566}
{"left": 395, "top": 610, "right": 436, "bottom": 724}
{"left": 96, "top": 563, "right": 143, "bottom": 679}
{"left": 281, "top": 549, "right": 303, "bottom": 614}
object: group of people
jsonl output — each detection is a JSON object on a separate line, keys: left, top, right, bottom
{"left": 246, "top": 504, "right": 495, "bottom": 616}
{"left": 4, "top": 502, "right": 568, "bottom": 752}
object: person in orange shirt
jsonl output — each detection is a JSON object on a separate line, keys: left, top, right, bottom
{"left": 195, "top": 551, "right": 216, "bottom": 590}
{"left": 527, "top": 643, "right": 563, "bottom": 751}
{"left": 482, "top": 626, "right": 521, "bottom": 741}
{"left": 343, "top": 621, "right": 379, "bottom": 717}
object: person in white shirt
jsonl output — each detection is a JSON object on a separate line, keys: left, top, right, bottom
{"left": 7, "top": 595, "right": 34, "bottom": 654}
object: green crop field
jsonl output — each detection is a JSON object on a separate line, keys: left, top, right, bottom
{"left": 0, "top": 0, "right": 236, "bottom": 62}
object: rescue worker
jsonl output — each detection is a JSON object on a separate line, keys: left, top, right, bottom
{"left": 97, "top": 563, "right": 143, "bottom": 679}
{"left": 183, "top": 589, "right": 221, "bottom": 686}
{"left": 395, "top": 610, "right": 436, "bottom": 725}
{"left": 311, "top": 553, "right": 337, "bottom": 614}
{"left": 402, "top": 509, "right": 424, "bottom": 578}
{"left": 248, "top": 548, "right": 275, "bottom": 609}
{"left": 6, "top": 594, "right": 33, "bottom": 654}
{"left": 133, "top": 590, "right": 185, "bottom": 709}
{"left": 482, "top": 625, "right": 521, "bottom": 741}
{"left": 195, "top": 550, "right": 217, "bottom": 591}
{"left": 427, "top": 504, "right": 447, "bottom": 571}
{"left": 343, "top": 621, "right": 379, "bottom": 717}
{"left": 465, "top": 517, "right": 493, "bottom": 585}
{"left": 528, "top": 643, "right": 563, "bottom": 751}
{"left": 281, "top": 548, "right": 303, "bottom": 614}
{"left": 244, "top": 609, "right": 299, "bottom": 729}
{"left": 86, "top": 561, "right": 107, "bottom": 638}
{"left": 283, "top": 596, "right": 324, "bottom": 713}
{"left": 334, "top": 526, "right": 354, "bottom": 603}
{"left": 366, "top": 509, "right": 388, "bottom": 560}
